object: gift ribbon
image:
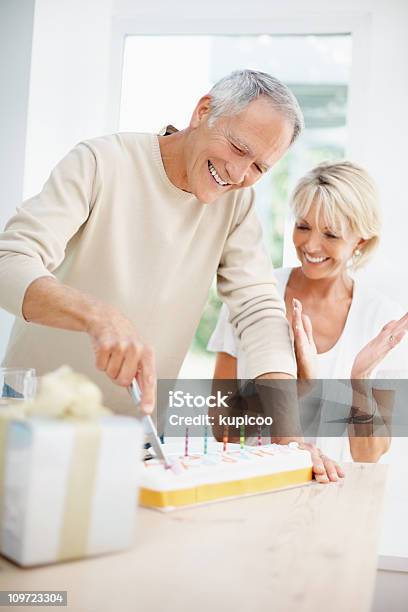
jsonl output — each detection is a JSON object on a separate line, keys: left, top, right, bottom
{"left": 57, "top": 421, "right": 101, "bottom": 560}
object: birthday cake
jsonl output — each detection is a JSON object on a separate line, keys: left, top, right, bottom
{"left": 139, "top": 440, "right": 313, "bottom": 511}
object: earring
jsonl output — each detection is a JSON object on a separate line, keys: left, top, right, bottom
{"left": 354, "top": 248, "right": 361, "bottom": 257}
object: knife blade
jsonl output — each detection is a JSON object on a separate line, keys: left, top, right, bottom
{"left": 128, "top": 378, "right": 171, "bottom": 468}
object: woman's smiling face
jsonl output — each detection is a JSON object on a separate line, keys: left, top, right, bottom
{"left": 293, "top": 202, "right": 363, "bottom": 280}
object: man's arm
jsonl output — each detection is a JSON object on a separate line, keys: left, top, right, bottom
{"left": 217, "top": 188, "right": 296, "bottom": 380}
{"left": 0, "top": 144, "right": 94, "bottom": 315}
{"left": 22, "top": 277, "right": 156, "bottom": 413}
{"left": 0, "top": 143, "right": 155, "bottom": 413}
{"left": 215, "top": 191, "right": 343, "bottom": 481}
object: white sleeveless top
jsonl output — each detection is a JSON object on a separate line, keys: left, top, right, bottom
{"left": 208, "top": 267, "right": 408, "bottom": 460}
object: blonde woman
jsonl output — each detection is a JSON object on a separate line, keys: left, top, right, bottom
{"left": 208, "top": 161, "right": 408, "bottom": 462}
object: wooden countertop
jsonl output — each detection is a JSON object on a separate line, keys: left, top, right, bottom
{"left": 0, "top": 463, "right": 387, "bottom": 612}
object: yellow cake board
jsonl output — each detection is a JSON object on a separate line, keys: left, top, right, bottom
{"left": 139, "top": 466, "right": 313, "bottom": 512}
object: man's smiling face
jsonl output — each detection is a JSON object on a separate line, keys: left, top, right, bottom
{"left": 184, "top": 95, "right": 294, "bottom": 203}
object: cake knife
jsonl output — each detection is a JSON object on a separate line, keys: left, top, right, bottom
{"left": 128, "top": 378, "right": 171, "bottom": 469}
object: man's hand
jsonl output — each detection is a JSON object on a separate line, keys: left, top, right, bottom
{"left": 87, "top": 307, "right": 156, "bottom": 414}
{"left": 22, "top": 277, "right": 156, "bottom": 414}
{"left": 297, "top": 441, "right": 345, "bottom": 483}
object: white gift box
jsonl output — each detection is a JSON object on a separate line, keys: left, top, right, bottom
{"left": 0, "top": 415, "right": 143, "bottom": 566}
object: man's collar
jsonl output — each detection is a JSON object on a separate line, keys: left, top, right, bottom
{"left": 158, "top": 124, "right": 178, "bottom": 136}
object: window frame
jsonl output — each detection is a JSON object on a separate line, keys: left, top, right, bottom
{"left": 106, "top": 10, "right": 371, "bottom": 155}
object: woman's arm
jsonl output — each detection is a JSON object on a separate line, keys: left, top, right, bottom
{"left": 211, "top": 353, "right": 343, "bottom": 482}
{"left": 348, "top": 385, "right": 392, "bottom": 462}
{"left": 213, "top": 352, "right": 238, "bottom": 380}
{"left": 348, "top": 313, "right": 408, "bottom": 461}
{"left": 210, "top": 352, "right": 240, "bottom": 442}
{"left": 291, "top": 302, "right": 408, "bottom": 463}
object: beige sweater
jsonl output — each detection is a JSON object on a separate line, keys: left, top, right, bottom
{"left": 0, "top": 132, "right": 295, "bottom": 413}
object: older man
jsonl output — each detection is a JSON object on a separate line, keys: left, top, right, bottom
{"left": 0, "top": 68, "right": 302, "bottom": 409}
{"left": 0, "top": 70, "right": 345, "bottom": 481}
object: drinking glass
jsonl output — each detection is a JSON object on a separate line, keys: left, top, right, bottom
{"left": 0, "top": 368, "right": 37, "bottom": 406}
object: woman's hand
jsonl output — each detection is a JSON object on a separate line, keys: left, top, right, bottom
{"left": 292, "top": 298, "right": 317, "bottom": 379}
{"left": 301, "top": 442, "right": 345, "bottom": 483}
{"left": 351, "top": 312, "right": 408, "bottom": 379}
{"left": 280, "top": 439, "right": 345, "bottom": 482}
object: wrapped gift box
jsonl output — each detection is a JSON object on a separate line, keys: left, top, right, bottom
{"left": 0, "top": 413, "right": 143, "bottom": 566}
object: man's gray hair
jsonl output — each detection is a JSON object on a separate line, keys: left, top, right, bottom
{"left": 208, "top": 69, "right": 304, "bottom": 144}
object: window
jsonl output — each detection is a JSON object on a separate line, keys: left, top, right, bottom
{"left": 120, "top": 34, "right": 352, "bottom": 377}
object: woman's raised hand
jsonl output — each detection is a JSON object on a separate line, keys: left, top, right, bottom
{"left": 351, "top": 312, "right": 408, "bottom": 379}
{"left": 292, "top": 298, "right": 318, "bottom": 379}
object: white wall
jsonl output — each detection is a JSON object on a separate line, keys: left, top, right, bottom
{"left": 1, "top": 0, "right": 406, "bottom": 348}
{"left": 346, "top": 0, "right": 408, "bottom": 307}
{"left": 0, "top": 0, "right": 35, "bottom": 361}
{"left": 0, "top": 0, "right": 113, "bottom": 361}
{"left": 112, "top": 0, "right": 408, "bottom": 308}
{"left": 23, "top": 0, "right": 114, "bottom": 198}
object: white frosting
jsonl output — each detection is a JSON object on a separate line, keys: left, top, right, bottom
{"left": 141, "top": 441, "right": 312, "bottom": 492}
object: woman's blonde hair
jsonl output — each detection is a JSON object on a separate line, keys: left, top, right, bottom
{"left": 290, "top": 161, "right": 381, "bottom": 270}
